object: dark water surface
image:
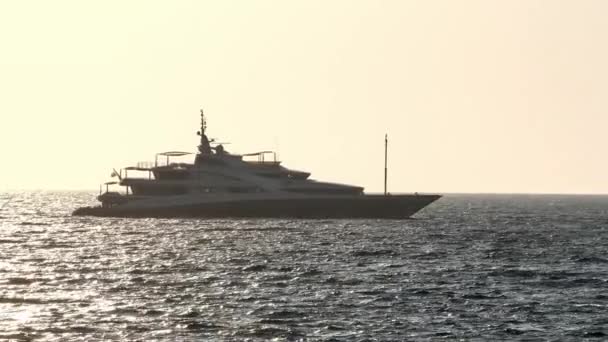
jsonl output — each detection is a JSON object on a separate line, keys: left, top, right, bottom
{"left": 0, "top": 192, "right": 606, "bottom": 341}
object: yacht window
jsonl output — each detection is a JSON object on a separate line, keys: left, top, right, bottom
{"left": 258, "top": 173, "right": 283, "bottom": 179}
{"left": 131, "top": 185, "right": 188, "bottom": 196}
{"left": 200, "top": 158, "right": 226, "bottom": 166}
{"left": 154, "top": 170, "right": 189, "bottom": 180}
{"left": 285, "top": 188, "right": 363, "bottom": 195}
{"left": 199, "top": 172, "right": 241, "bottom": 181}
{"left": 228, "top": 187, "right": 258, "bottom": 193}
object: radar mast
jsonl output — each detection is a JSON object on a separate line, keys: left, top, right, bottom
{"left": 200, "top": 109, "right": 207, "bottom": 135}
{"left": 197, "top": 109, "right": 212, "bottom": 155}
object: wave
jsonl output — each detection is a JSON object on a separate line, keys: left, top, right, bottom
{"left": 572, "top": 256, "right": 608, "bottom": 264}
{"left": 19, "top": 221, "right": 51, "bottom": 226}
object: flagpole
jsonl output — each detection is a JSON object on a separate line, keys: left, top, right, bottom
{"left": 384, "top": 134, "right": 388, "bottom": 196}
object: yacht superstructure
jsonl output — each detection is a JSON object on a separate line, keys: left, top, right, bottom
{"left": 73, "top": 110, "right": 440, "bottom": 218}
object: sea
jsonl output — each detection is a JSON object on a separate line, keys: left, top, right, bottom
{"left": 0, "top": 192, "right": 606, "bottom": 341}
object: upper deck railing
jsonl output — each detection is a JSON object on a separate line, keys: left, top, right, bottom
{"left": 242, "top": 151, "right": 279, "bottom": 164}
{"left": 135, "top": 160, "right": 167, "bottom": 169}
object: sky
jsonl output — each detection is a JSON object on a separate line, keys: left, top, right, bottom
{"left": 1, "top": 0, "right": 607, "bottom": 194}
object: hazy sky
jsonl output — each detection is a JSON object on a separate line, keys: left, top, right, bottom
{"left": 1, "top": 1, "right": 607, "bottom": 194}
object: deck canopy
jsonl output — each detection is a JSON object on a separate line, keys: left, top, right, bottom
{"left": 242, "top": 150, "right": 280, "bottom": 164}
{"left": 157, "top": 151, "right": 193, "bottom": 157}
{"left": 241, "top": 151, "right": 274, "bottom": 157}
{"left": 124, "top": 166, "right": 151, "bottom": 171}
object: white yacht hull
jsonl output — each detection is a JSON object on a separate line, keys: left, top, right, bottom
{"left": 73, "top": 194, "right": 440, "bottom": 219}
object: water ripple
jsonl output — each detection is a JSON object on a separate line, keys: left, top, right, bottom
{"left": 0, "top": 192, "right": 606, "bottom": 340}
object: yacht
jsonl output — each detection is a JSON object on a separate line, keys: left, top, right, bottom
{"left": 73, "top": 110, "right": 440, "bottom": 218}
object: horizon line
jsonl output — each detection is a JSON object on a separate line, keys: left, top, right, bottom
{"left": 2, "top": 188, "right": 608, "bottom": 196}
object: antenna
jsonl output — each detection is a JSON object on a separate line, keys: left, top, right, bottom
{"left": 199, "top": 109, "right": 207, "bottom": 136}
{"left": 384, "top": 134, "right": 388, "bottom": 195}
{"left": 197, "top": 109, "right": 212, "bottom": 155}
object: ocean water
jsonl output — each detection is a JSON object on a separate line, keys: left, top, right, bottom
{"left": 0, "top": 192, "right": 606, "bottom": 341}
